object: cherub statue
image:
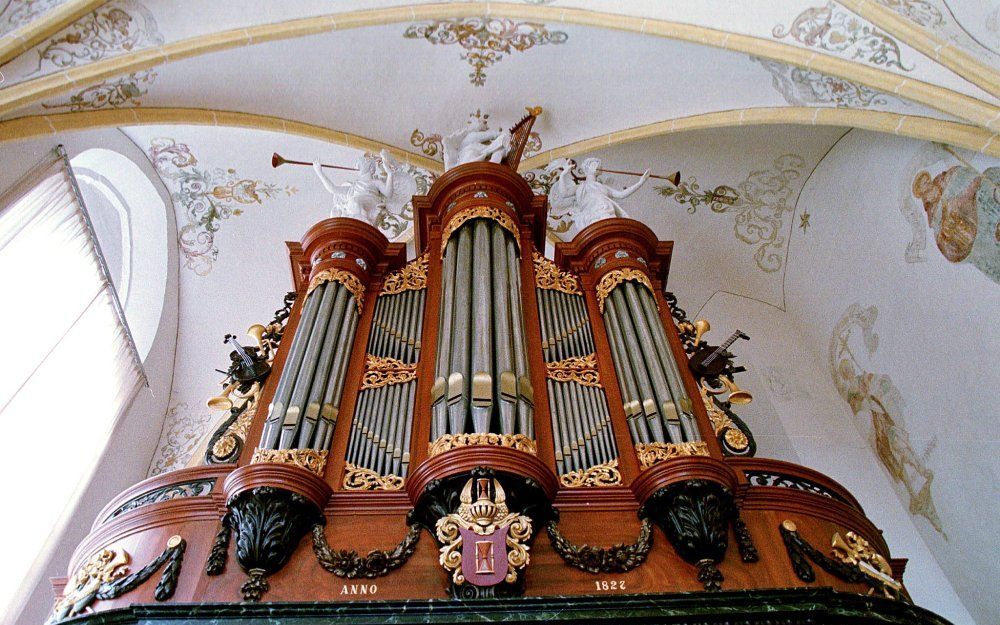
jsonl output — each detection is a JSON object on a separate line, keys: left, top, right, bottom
{"left": 547, "top": 157, "right": 650, "bottom": 231}
{"left": 312, "top": 149, "right": 400, "bottom": 223}
{"left": 442, "top": 113, "right": 511, "bottom": 171}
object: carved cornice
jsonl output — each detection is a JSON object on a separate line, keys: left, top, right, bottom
{"left": 595, "top": 268, "right": 655, "bottom": 313}
{"left": 546, "top": 353, "right": 601, "bottom": 387}
{"left": 250, "top": 448, "right": 328, "bottom": 477}
{"left": 361, "top": 355, "right": 418, "bottom": 389}
{"left": 342, "top": 463, "right": 405, "bottom": 491}
{"left": 306, "top": 269, "right": 365, "bottom": 311}
{"left": 636, "top": 441, "right": 709, "bottom": 469}
{"left": 440, "top": 205, "right": 520, "bottom": 254}
{"left": 428, "top": 433, "right": 537, "bottom": 457}
{"left": 559, "top": 459, "right": 622, "bottom": 488}
{"left": 532, "top": 250, "right": 580, "bottom": 294}
{"left": 381, "top": 253, "right": 429, "bottom": 295}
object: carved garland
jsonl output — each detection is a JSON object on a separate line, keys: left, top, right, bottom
{"left": 546, "top": 515, "right": 652, "bottom": 573}
{"left": 342, "top": 462, "right": 405, "bottom": 491}
{"left": 635, "top": 441, "right": 709, "bottom": 469}
{"left": 250, "top": 448, "right": 329, "bottom": 476}
{"left": 559, "top": 458, "right": 622, "bottom": 488}
{"left": 307, "top": 268, "right": 365, "bottom": 311}
{"left": 361, "top": 354, "right": 418, "bottom": 390}
{"left": 532, "top": 250, "right": 580, "bottom": 294}
{"left": 545, "top": 353, "right": 601, "bottom": 387}
{"left": 380, "top": 253, "right": 428, "bottom": 294}
{"left": 312, "top": 524, "right": 422, "bottom": 578}
{"left": 440, "top": 205, "right": 520, "bottom": 253}
{"left": 595, "top": 268, "right": 655, "bottom": 313}
{"left": 428, "top": 432, "right": 537, "bottom": 457}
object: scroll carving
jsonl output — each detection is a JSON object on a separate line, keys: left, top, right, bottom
{"left": 440, "top": 206, "right": 520, "bottom": 253}
{"left": 311, "top": 524, "right": 421, "bottom": 578}
{"left": 532, "top": 250, "right": 580, "bottom": 294}
{"left": 361, "top": 354, "right": 418, "bottom": 390}
{"left": 428, "top": 433, "right": 537, "bottom": 457}
{"left": 546, "top": 515, "right": 652, "bottom": 573}
{"left": 546, "top": 354, "right": 601, "bottom": 387}
{"left": 250, "top": 447, "right": 328, "bottom": 476}
{"left": 595, "top": 268, "right": 655, "bottom": 313}
{"left": 702, "top": 386, "right": 750, "bottom": 453}
{"left": 381, "top": 253, "right": 428, "bottom": 294}
{"left": 635, "top": 441, "right": 709, "bottom": 469}
{"left": 559, "top": 459, "right": 622, "bottom": 488}
{"left": 342, "top": 462, "right": 405, "bottom": 491}
{"left": 308, "top": 268, "right": 365, "bottom": 311}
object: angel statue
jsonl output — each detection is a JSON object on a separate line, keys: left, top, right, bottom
{"left": 312, "top": 149, "right": 414, "bottom": 226}
{"left": 442, "top": 114, "right": 511, "bottom": 171}
{"left": 547, "top": 157, "right": 651, "bottom": 232}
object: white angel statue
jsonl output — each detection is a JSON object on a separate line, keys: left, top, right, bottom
{"left": 547, "top": 157, "right": 650, "bottom": 231}
{"left": 442, "top": 115, "right": 511, "bottom": 171}
{"left": 312, "top": 150, "right": 414, "bottom": 225}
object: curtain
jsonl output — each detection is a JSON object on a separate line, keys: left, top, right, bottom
{"left": 0, "top": 150, "right": 146, "bottom": 623}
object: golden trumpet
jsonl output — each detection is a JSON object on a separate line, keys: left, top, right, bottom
{"left": 247, "top": 323, "right": 266, "bottom": 347}
{"left": 722, "top": 376, "right": 753, "bottom": 405}
{"left": 678, "top": 321, "right": 695, "bottom": 336}
{"left": 206, "top": 381, "right": 238, "bottom": 411}
{"left": 693, "top": 319, "right": 711, "bottom": 345}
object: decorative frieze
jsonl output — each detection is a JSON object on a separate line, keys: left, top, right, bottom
{"left": 250, "top": 448, "right": 328, "bottom": 476}
{"left": 559, "top": 459, "right": 622, "bottom": 488}
{"left": 428, "top": 433, "right": 537, "bottom": 457}
{"left": 636, "top": 441, "right": 709, "bottom": 469}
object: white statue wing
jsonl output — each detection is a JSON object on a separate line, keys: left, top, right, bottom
{"left": 386, "top": 168, "right": 418, "bottom": 215}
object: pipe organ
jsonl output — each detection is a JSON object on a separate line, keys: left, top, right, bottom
{"left": 50, "top": 160, "right": 950, "bottom": 625}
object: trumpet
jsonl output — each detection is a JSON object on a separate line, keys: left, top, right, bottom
{"left": 693, "top": 319, "right": 711, "bottom": 345}
{"left": 247, "top": 323, "right": 266, "bottom": 347}
{"left": 206, "top": 381, "right": 238, "bottom": 411}
{"left": 721, "top": 376, "right": 752, "bottom": 405}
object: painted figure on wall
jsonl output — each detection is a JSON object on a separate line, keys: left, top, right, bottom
{"left": 912, "top": 164, "right": 1000, "bottom": 285}
{"left": 829, "top": 304, "right": 945, "bottom": 536}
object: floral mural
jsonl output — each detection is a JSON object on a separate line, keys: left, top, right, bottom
{"left": 148, "top": 137, "right": 297, "bottom": 276}
{"left": 147, "top": 403, "right": 215, "bottom": 476}
{"left": 829, "top": 304, "right": 945, "bottom": 536}
{"left": 875, "top": 0, "right": 944, "bottom": 28}
{"left": 657, "top": 155, "right": 806, "bottom": 273}
{"left": 773, "top": 2, "right": 913, "bottom": 71}
{"left": 0, "top": 0, "right": 64, "bottom": 37}
{"left": 752, "top": 57, "right": 903, "bottom": 108}
{"left": 411, "top": 109, "right": 542, "bottom": 159}
{"left": 403, "top": 17, "right": 567, "bottom": 86}
{"left": 41, "top": 70, "right": 156, "bottom": 110}
{"left": 27, "top": 0, "right": 162, "bottom": 76}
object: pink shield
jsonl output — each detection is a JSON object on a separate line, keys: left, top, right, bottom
{"left": 459, "top": 526, "right": 509, "bottom": 587}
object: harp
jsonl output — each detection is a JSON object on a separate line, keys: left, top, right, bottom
{"left": 500, "top": 106, "right": 542, "bottom": 171}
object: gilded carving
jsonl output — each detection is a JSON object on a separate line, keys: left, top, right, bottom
{"left": 361, "top": 354, "right": 418, "bottom": 389}
{"left": 436, "top": 478, "right": 532, "bottom": 588}
{"left": 700, "top": 385, "right": 750, "bottom": 452}
{"left": 308, "top": 268, "right": 365, "bottom": 311}
{"left": 595, "top": 268, "right": 655, "bottom": 313}
{"left": 559, "top": 459, "right": 622, "bottom": 488}
{"left": 250, "top": 448, "right": 328, "bottom": 476}
{"left": 636, "top": 441, "right": 709, "bottom": 469}
{"left": 428, "top": 433, "right": 537, "bottom": 457}
{"left": 532, "top": 250, "right": 580, "bottom": 294}
{"left": 342, "top": 463, "right": 405, "bottom": 491}
{"left": 380, "top": 253, "right": 428, "bottom": 295}
{"left": 545, "top": 354, "right": 601, "bottom": 388}
{"left": 831, "top": 531, "right": 901, "bottom": 596}
{"left": 51, "top": 548, "right": 130, "bottom": 620}
{"left": 441, "top": 206, "right": 520, "bottom": 253}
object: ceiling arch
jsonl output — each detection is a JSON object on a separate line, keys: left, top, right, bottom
{"left": 0, "top": 2, "right": 997, "bottom": 132}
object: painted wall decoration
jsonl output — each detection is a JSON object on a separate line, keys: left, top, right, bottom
{"left": 147, "top": 403, "right": 215, "bottom": 477}
{"left": 148, "top": 137, "right": 297, "bottom": 276}
{"left": 0, "top": 0, "right": 64, "bottom": 37}
{"left": 27, "top": 0, "right": 162, "bottom": 76}
{"left": 40, "top": 70, "right": 155, "bottom": 111}
{"left": 829, "top": 304, "right": 945, "bottom": 536}
{"left": 912, "top": 160, "right": 1000, "bottom": 284}
{"left": 773, "top": 2, "right": 913, "bottom": 71}
{"left": 875, "top": 0, "right": 944, "bottom": 28}
{"left": 657, "top": 155, "right": 806, "bottom": 273}
{"left": 403, "top": 17, "right": 567, "bottom": 86}
{"left": 752, "top": 57, "right": 903, "bottom": 108}
{"left": 411, "top": 109, "right": 542, "bottom": 160}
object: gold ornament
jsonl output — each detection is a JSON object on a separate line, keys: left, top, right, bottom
{"left": 51, "top": 548, "right": 130, "bottom": 620}
{"left": 250, "top": 447, "right": 328, "bottom": 476}
{"left": 532, "top": 250, "right": 579, "bottom": 294}
{"left": 831, "top": 531, "right": 902, "bottom": 596}
{"left": 361, "top": 355, "right": 418, "bottom": 389}
{"left": 307, "top": 268, "right": 365, "bottom": 311}
{"left": 595, "top": 268, "right": 655, "bottom": 313}
{"left": 546, "top": 353, "right": 601, "bottom": 387}
{"left": 636, "top": 441, "right": 709, "bottom": 469}
{"left": 700, "top": 384, "right": 749, "bottom": 452}
{"left": 428, "top": 433, "right": 537, "bottom": 457}
{"left": 342, "top": 463, "right": 405, "bottom": 491}
{"left": 441, "top": 206, "right": 520, "bottom": 254}
{"left": 436, "top": 477, "right": 533, "bottom": 586}
{"left": 381, "top": 253, "right": 428, "bottom": 295}
{"left": 559, "top": 459, "right": 622, "bottom": 488}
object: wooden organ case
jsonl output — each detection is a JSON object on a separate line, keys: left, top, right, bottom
{"left": 48, "top": 160, "right": 952, "bottom": 625}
